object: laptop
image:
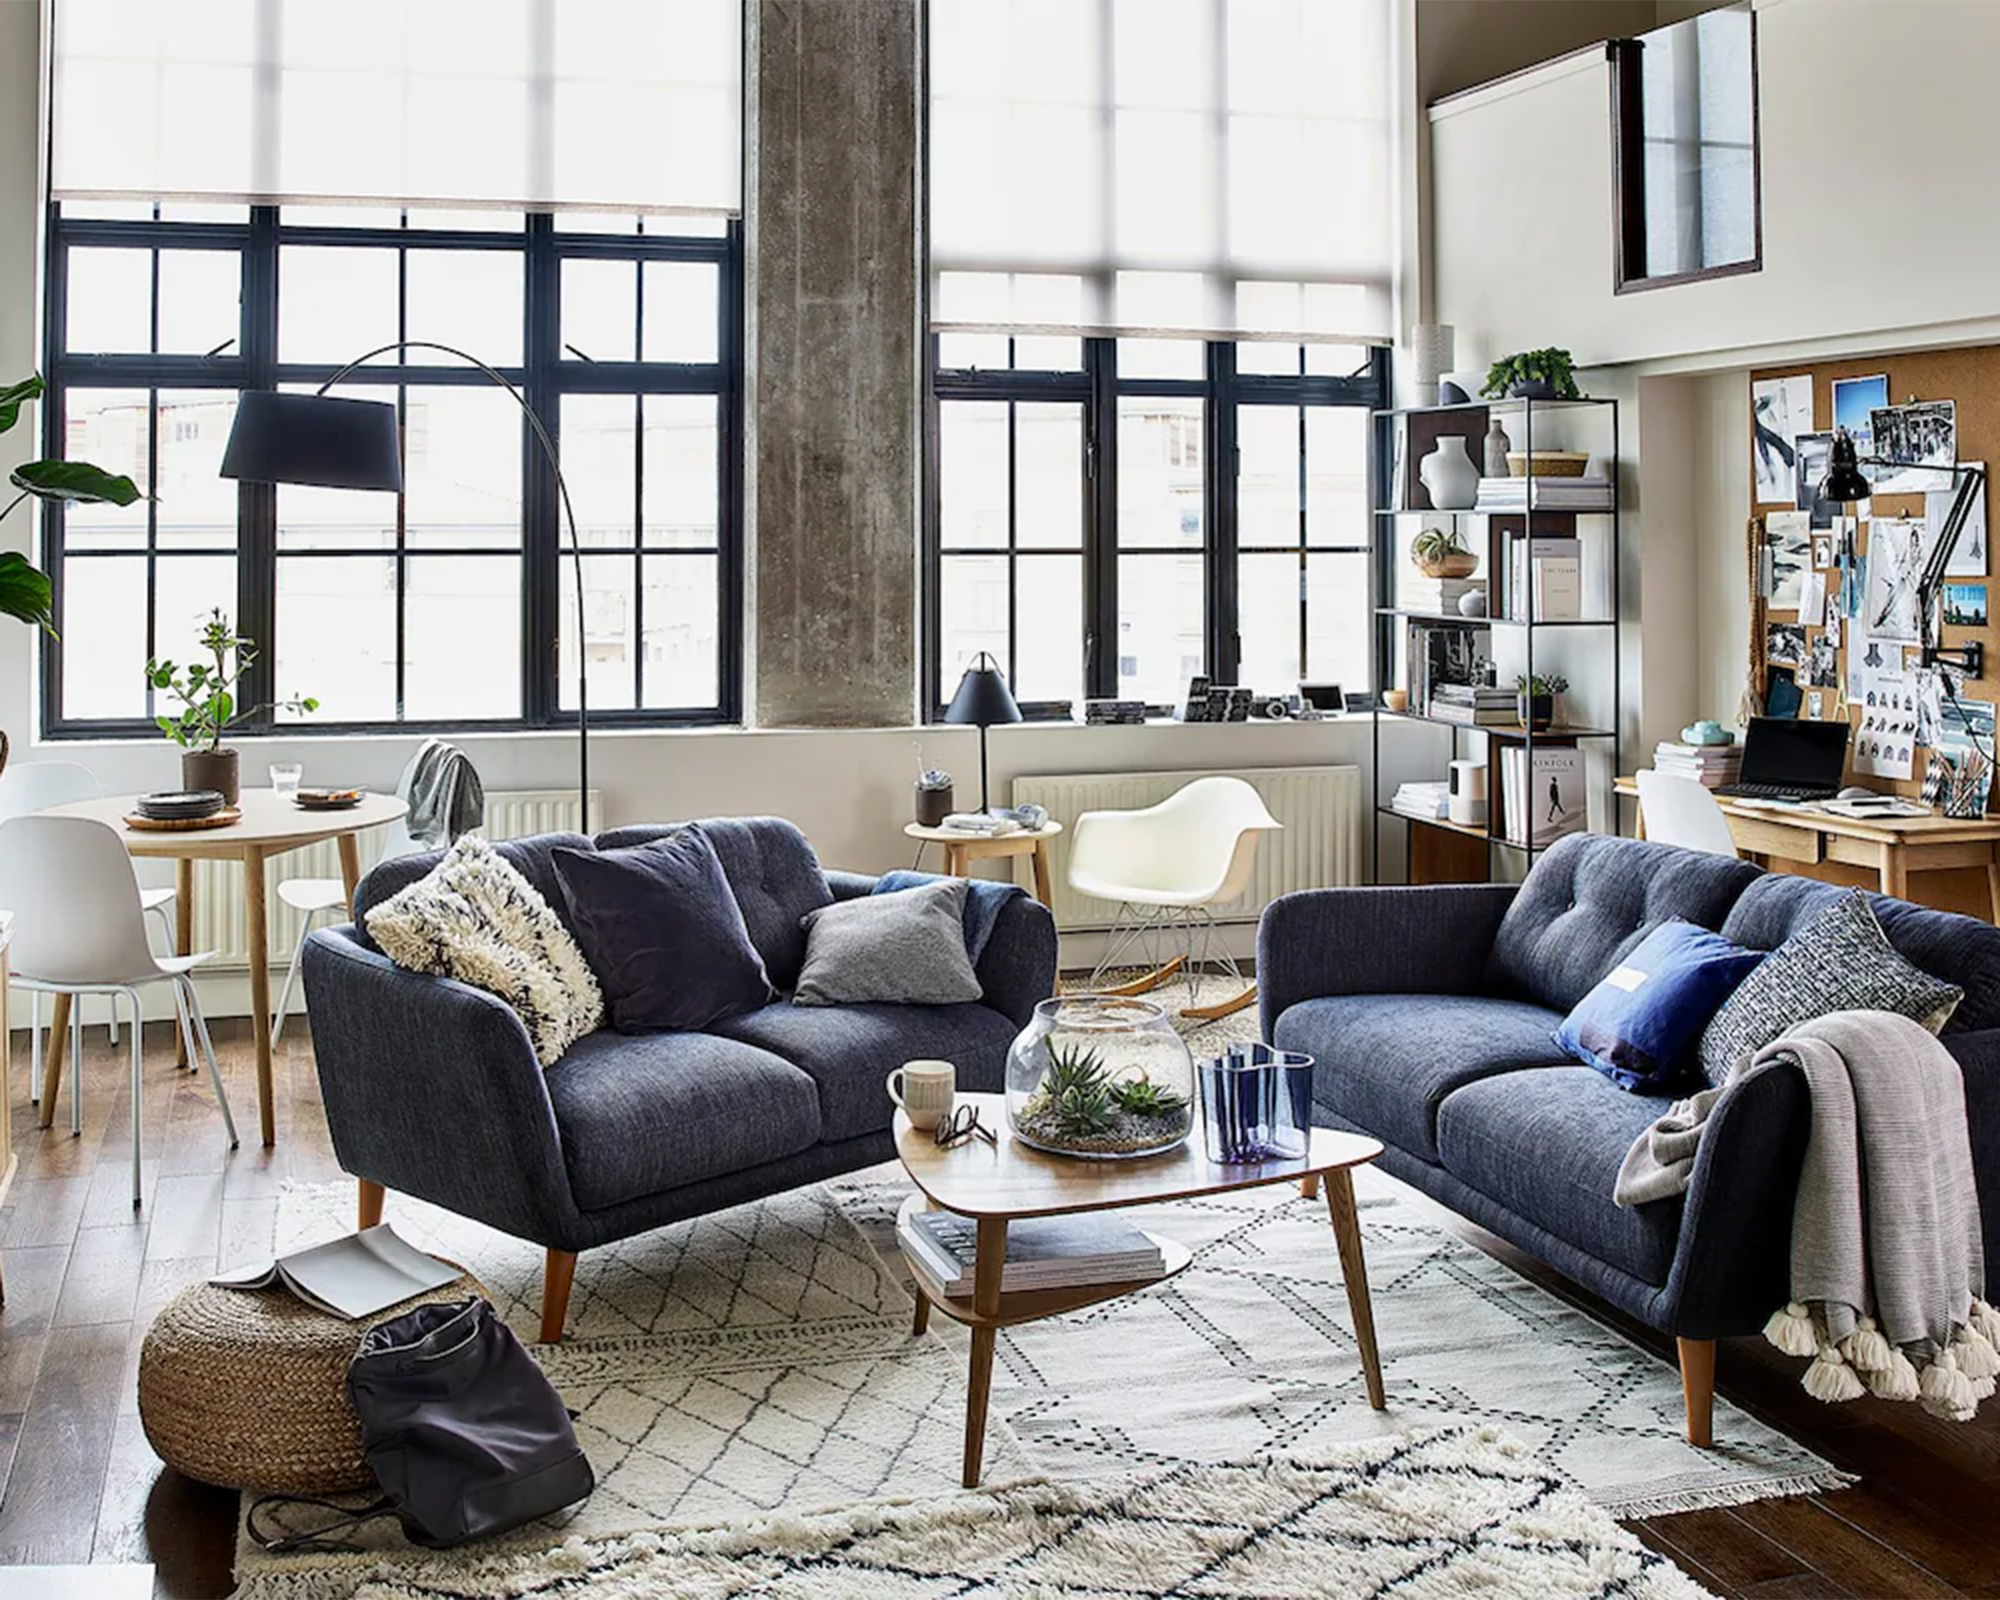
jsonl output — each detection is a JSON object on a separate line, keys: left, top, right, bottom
{"left": 1714, "top": 717, "right": 1852, "bottom": 802}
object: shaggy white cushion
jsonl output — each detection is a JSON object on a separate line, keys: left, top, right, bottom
{"left": 365, "top": 835, "right": 604, "bottom": 1066}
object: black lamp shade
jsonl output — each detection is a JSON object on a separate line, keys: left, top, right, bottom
{"left": 1818, "top": 425, "right": 1873, "bottom": 503}
{"left": 943, "top": 653, "right": 1022, "bottom": 728}
{"left": 220, "top": 390, "right": 404, "bottom": 492}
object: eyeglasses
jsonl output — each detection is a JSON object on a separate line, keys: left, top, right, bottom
{"left": 934, "top": 1104, "right": 997, "bottom": 1149}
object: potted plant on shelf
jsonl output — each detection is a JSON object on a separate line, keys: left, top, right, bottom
{"left": 1481, "top": 348, "right": 1583, "bottom": 402}
{"left": 147, "top": 609, "right": 318, "bottom": 804}
{"left": 1515, "top": 673, "right": 1568, "bottom": 732}
{"left": 1411, "top": 525, "right": 1478, "bottom": 578}
{"left": 0, "top": 373, "right": 143, "bottom": 773}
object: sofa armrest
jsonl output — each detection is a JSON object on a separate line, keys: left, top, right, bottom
{"left": 300, "top": 927, "right": 581, "bottom": 1245}
{"left": 1256, "top": 884, "right": 1519, "bottom": 1039}
{"left": 975, "top": 893, "right": 1059, "bottom": 1030}
{"left": 824, "top": 869, "right": 876, "bottom": 902}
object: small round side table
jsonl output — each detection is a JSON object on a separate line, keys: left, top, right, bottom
{"left": 904, "top": 820, "right": 1063, "bottom": 906}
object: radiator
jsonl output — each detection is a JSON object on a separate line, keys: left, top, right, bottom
{"left": 1009, "top": 767, "right": 1362, "bottom": 931}
{"left": 189, "top": 788, "right": 598, "bottom": 968}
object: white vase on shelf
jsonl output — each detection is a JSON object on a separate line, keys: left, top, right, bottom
{"left": 1419, "top": 435, "right": 1478, "bottom": 510}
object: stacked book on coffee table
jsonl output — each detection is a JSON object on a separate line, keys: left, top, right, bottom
{"left": 898, "top": 1207, "right": 1165, "bottom": 1298}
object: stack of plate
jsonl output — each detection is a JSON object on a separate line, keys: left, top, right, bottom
{"left": 136, "top": 790, "right": 226, "bottom": 822}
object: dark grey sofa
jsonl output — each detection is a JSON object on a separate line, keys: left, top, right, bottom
{"left": 301, "top": 818, "right": 1057, "bottom": 1339}
{"left": 1258, "top": 832, "right": 2000, "bottom": 1444}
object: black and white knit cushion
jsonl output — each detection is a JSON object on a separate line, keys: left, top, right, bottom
{"left": 1698, "top": 890, "right": 1963, "bottom": 1085}
{"left": 366, "top": 834, "right": 604, "bottom": 1066}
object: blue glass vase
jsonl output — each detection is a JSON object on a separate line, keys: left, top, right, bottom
{"left": 1197, "top": 1043, "right": 1314, "bottom": 1164}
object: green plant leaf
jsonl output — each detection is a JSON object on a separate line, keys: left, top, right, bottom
{"left": 0, "top": 375, "right": 44, "bottom": 436}
{"left": 10, "top": 459, "right": 143, "bottom": 505}
{"left": 0, "top": 550, "right": 55, "bottom": 633}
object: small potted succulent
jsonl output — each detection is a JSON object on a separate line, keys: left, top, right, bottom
{"left": 1481, "top": 348, "right": 1582, "bottom": 402}
{"left": 147, "top": 609, "right": 318, "bottom": 804}
{"left": 1411, "top": 525, "right": 1478, "bottom": 579}
{"left": 1515, "top": 672, "right": 1568, "bottom": 732}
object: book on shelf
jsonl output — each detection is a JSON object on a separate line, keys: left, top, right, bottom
{"left": 1506, "top": 536, "right": 1583, "bottom": 622}
{"left": 1405, "top": 622, "right": 1493, "bottom": 718}
{"left": 1399, "top": 576, "right": 1486, "bottom": 614}
{"left": 1476, "top": 476, "right": 1614, "bottom": 512}
{"left": 1498, "top": 745, "right": 1588, "bottom": 849}
{"left": 1391, "top": 780, "right": 1451, "bottom": 821}
{"left": 898, "top": 1208, "right": 1165, "bottom": 1299}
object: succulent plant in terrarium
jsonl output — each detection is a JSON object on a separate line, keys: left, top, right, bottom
{"left": 1006, "top": 998, "right": 1196, "bottom": 1159}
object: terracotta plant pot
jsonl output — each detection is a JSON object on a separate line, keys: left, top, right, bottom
{"left": 182, "top": 747, "right": 240, "bottom": 806}
{"left": 1415, "top": 553, "right": 1480, "bottom": 579}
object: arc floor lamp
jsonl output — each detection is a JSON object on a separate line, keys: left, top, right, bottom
{"left": 220, "top": 342, "right": 591, "bottom": 821}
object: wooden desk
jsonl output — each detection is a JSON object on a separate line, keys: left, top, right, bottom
{"left": 905, "top": 820, "right": 1063, "bottom": 906}
{"left": 1618, "top": 775, "right": 2000, "bottom": 921}
{"left": 37, "top": 790, "right": 409, "bottom": 1147}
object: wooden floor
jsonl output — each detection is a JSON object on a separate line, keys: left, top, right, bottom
{"left": 1, "top": 1021, "right": 1998, "bottom": 1597}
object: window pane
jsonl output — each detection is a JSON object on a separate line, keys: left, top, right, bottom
{"left": 1117, "top": 553, "right": 1203, "bottom": 702}
{"left": 1015, "top": 403, "right": 1082, "bottom": 549}
{"left": 1013, "top": 335, "right": 1083, "bottom": 371}
{"left": 562, "top": 257, "right": 637, "bottom": 362}
{"left": 405, "top": 555, "right": 522, "bottom": 720}
{"left": 67, "top": 248, "right": 151, "bottom": 353}
{"left": 641, "top": 554, "right": 719, "bottom": 707}
{"left": 559, "top": 553, "right": 637, "bottom": 711}
{"left": 157, "top": 251, "right": 241, "bottom": 355}
{"left": 561, "top": 394, "right": 637, "bottom": 546}
{"left": 60, "top": 556, "right": 146, "bottom": 719}
{"left": 404, "top": 387, "right": 522, "bottom": 548}
{"left": 1118, "top": 338, "right": 1203, "bottom": 380}
{"left": 642, "top": 395, "right": 718, "bottom": 548}
{"left": 280, "top": 246, "right": 399, "bottom": 364}
{"left": 640, "top": 261, "right": 718, "bottom": 363}
{"left": 406, "top": 250, "right": 523, "bottom": 366}
{"left": 939, "top": 554, "right": 1009, "bottom": 704}
{"left": 64, "top": 389, "right": 150, "bottom": 550}
{"left": 276, "top": 555, "right": 398, "bottom": 721}
{"left": 155, "top": 555, "right": 236, "bottom": 680}
{"left": 1306, "top": 407, "right": 1368, "bottom": 545}
{"left": 276, "top": 386, "right": 397, "bottom": 550}
{"left": 1238, "top": 550, "right": 1302, "bottom": 692}
{"left": 1117, "top": 397, "right": 1204, "bottom": 548}
{"left": 1238, "top": 404, "right": 1301, "bottom": 547}
{"left": 1237, "top": 343, "right": 1303, "bottom": 377}
{"left": 1014, "top": 555, "right": 1083, "bottom": 705}
{"left": 1304, "top": 343, "right": 1370, "bottom": 377}
{"left": 1306, "top": 551, "right": 1371, "bottom": 688}
{"left": 937, "top": 332, "right": 1010, "bottom": 370}
{"left": 939, "top": 402, "right": 1008, "bottom": 550}
{"left": 156, "top": 391, "right": 240, "bottom": 549}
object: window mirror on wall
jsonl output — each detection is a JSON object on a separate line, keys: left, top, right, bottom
{"left": 1609, "top": 2, "right": 1760, "bottom": 293}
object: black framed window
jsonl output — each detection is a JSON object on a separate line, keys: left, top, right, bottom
{"left": 926, "top": 335, "right": 1385, "bottom": 717}
{"left": 42, "top": 203, "right": 743, "bottom": 737}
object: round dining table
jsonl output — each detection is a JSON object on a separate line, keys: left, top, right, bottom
{"left": 37, "top": 789, "right": 409, "bottom": 1147}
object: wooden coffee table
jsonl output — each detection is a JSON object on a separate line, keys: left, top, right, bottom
{"left": 895, "top": 1093, "right": 1388, "bottom": 1486}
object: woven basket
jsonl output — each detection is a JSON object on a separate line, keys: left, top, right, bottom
{"left": 138, "top": 1267, "right": 485, "bottom": 1494}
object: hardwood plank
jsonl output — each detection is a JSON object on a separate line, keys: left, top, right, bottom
{"left": 0, "top": 1245, "right": 73, "bottom": 1414}
{"left": 1632, "top": 1507, "right": 1808, "bottom": 1592}
{"left": 1733, "top": 1496, "right": 1960, "bottom": 1599}
{"left": 51, "top": 1224, "right": 148, "bottom": 1328}
{"left": 0, "top": 1178, "right": 89, "bottom": 1249}
{"left": 140, "top": 1174, "right": 225, "bottom": 1265}
{"left": 0, "top": 1321, "right": 127, "bottom": 1565}
{"left": 93, "top": 1410, "right": 238, "bottom": 1600}
{"left": 217, "top": 1195, "right": 278, "bottom": 1273}
{"left": 1739, "top": 1575, "right": 1861, "bottom": 1600}
{"left": 1631, "top": 1521, "right": 1742, "bottom": 1599}
{"left": 1808, "top": 1480, "right": 2000, "bottom": 1591}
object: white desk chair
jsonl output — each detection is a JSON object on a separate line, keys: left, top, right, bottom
{"left": 0, "top": 761, "right": 178, "bottom": 1090}
{"left": 1068, "top": 775, "right": 1282, "bottom": 1020}
{"left": 1636, "top": 769, "right": 1741, "bottom": 859}
{"left": 0, "top": 816, "right": 238, "bottom": 1206}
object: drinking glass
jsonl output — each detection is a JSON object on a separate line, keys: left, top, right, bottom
{"left": 269, "top": 762, "right": 303, "bottom": 796}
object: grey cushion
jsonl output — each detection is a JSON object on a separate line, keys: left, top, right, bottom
{"left": 712, "top": 1000, "right": 1019, "bottom": 1142}
{"left": 1272, "top": 993, "right": 1572, "bottom": 1162}
{"left": 544, "top": 1029, "right": 822, "bottom": 1210}
{"left": 794, "top": 878, "right": 983, "bottom": 1007}
{"left": 1698, "top": 890, "right": 1965, "bottom": 1085}
{"left": 1485, "top": 834, "right": 1761, "bottom": 1014}
{"left": 1436, "top": 1066, "right": 1685, "bottom": 1286}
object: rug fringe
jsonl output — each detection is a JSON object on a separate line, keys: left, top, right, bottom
{"left": 1600, "top": 1465, "right": 1858, "bottom": 1521}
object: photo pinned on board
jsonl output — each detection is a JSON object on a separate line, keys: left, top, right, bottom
{"left": 1752, "top": 375, "right": 1813, "bottom": 506}
{"left": 1766, "top": 620, "right": 1808, "bottom": 668}
{"left": 1832, "top": 374, "right": 1888, "bottom": 454}
{"left": 1943, "top": 581, "right": 1988, "bottom": 628}
{"left": 1868, "top": 399, "right": 1956, "bottom": 494}
{"left": 1794, "top": 431, "right": 1838, "bottom": 529}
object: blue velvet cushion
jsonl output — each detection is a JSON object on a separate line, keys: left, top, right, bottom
{"left": 1553, "top": 920, "right": 1764, "bottom": 1092}
{"left": 552, "top": 826, "right": 773, "bottom": 1033}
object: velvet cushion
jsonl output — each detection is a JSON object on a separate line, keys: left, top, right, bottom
{"left": 794, "top": 877, "right": 984, "bottom": 1007}
{"left": 1554, "top": 920, "right": 1765, "bottom": 1092}
{"left": 552, "top": 827, "right": 773, "bottom": 1033}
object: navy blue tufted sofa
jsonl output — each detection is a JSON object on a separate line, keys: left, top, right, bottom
{"left": 1258, "top": 832, "right": 2000, "bottom": 1444}
{"left": 301, "top": 818, "right": 1057, "bottom": 1340}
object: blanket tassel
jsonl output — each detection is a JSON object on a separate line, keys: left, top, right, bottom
{"left": 1862, "top": 1347, "right": 1922, "bottom": 1402}
{"left": 1953, "top": 1324, "right": 2000, "bottom": 1382}
{"left": 1920, "top": 1349, "right": 1979, "bottom": 1422}
{"left": 1839, "top": 1316, "right": 1894, "bottom": 1375}
{"left": 1971, "top": 1299, "right": 2000, "bottom": 1350}
{"left": 1765, "top": 1302, "right": 1819, "bottom": 1359}
{"left": 1804, "top": 1341, "right": 1865, "bottom": 1403}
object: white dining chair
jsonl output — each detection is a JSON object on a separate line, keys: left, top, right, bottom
{"left": 1068, "top": 775, "right": 1282, "bottom": 1020}
{"left": 0, "top": 815, "right": 239, "bottom": 1206}
{"left": 0, "top": 760, "right": 179, "bottom": 1092}
{"left": 1636, "top": 769, "right": 1741, "bottom": 859}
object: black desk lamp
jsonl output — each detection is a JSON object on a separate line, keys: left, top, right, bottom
{"left": 942, "top": 652, "right": 1021, "bottom": 813}
{"left": 220, "top": 343, "right": 590, "bottom": 823}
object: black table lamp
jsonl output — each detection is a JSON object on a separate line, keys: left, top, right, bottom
{"left": 220, "top": 343, "right": 591, "bottom": 824}
{"left": 943, "top": 652, "right": 1021, "bottom": 813}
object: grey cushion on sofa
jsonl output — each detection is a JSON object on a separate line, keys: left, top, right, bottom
{"left": 1484, "top": 833, "right": 1760, "bottom": 1013}
{"left": 546, "top": 1030, "right": 822, "bottom": 1209}
{"left": 1435, "top": 1066, "right": 1684, "bottom": 1285}
{"left": 1274, "top": 993, "right": 1572, "bottom": 1162}
{"left": 794, "top": 879, "right": 983, "bottom": 1007}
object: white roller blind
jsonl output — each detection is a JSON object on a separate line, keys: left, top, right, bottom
{"left": 51, "top": 0, "right": 742, "bottom": 216}
{"left": 929, "top": 0, "right": 1395, "bottom": 344}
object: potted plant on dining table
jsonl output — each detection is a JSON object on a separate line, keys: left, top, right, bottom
{"left": 147, "top": 610, "right": 318, "bottom": 805}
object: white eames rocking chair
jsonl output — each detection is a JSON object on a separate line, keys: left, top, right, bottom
{"left": 1068, "top": 775, "right": 1282, "bottom": 1021}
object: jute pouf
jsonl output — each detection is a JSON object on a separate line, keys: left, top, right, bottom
{"left": 138, "top": 1267, "right": 486, "bottom": 1494}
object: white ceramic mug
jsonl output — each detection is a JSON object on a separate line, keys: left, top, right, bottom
{"left": 887, "top": 1059, "right": 956, "bottom": 1132}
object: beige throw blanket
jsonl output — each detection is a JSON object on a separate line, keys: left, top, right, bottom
{"left": 1617, "top": 1009, "right": 2000, "bottom": 1421}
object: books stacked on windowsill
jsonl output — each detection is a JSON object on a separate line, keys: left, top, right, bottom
{"left": 1390, "top": 780, "right": 1451, "bottom": 823}
{"left": 1400, "top": 575, "right": 1485, "bottom": 616}
{"left": 1428, "top": 683, "right": 1518, "bottom": 725}
{"left": 939, "top": 812, "right": 1023, "bottom": 836}
{"left": 1082, "top": 699, "right": 1148, "bottom": 725}
{"left": 1652, "top": 741, "right": 1744, "bottom": 789}
{"left": 1475, "top": 475, "right": 1614, "bottom": 512}
{"left": 898, "top": 1207, "right": 1166, "bottom": 1299}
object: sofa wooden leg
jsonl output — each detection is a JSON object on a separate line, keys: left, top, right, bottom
{"left": 1678, "top": 1336, "right": 1715, "bottom": 1448}
{"left": 541, "top": 1250, "right": 578, "bottom": 1344}
{"left": 358, "top": 1179, "right": 386, "bottom": 1230}
{"left": 1299, "top": 1174, "right": 1322, "bottom": 1201}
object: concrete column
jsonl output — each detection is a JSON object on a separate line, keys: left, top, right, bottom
{"left": 748, "top": 0, "right": 921, "bottom": 728}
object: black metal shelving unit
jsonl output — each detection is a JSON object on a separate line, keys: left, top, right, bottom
{"left": 1367, "top": 396, "right": 1622, "bottom": 884}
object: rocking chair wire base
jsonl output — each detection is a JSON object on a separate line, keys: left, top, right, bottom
{"left": 1083, "top": 903, "right": 1258, "bottom": 1021}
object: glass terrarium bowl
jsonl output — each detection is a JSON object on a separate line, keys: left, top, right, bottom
{"left": 1005, "top": 996, "right": 1195, "bottom": 1160}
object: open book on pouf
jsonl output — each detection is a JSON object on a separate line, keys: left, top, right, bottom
{"left": 211, "top": 1224, "right": 459, "bottom": 1320}
{"left": 899, "top": 1208, "right": 1165, "bottom": 1298}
